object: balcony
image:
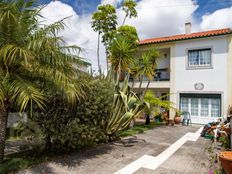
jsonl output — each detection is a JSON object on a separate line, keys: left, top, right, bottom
{"left": 129, "top": 68, "right": 170, "bottom": 89}
{"left": 154, "top": 68, "right": 170, "bottom": 81}
{"left": 130, "top": 68, "right": 170, "bottom": 82}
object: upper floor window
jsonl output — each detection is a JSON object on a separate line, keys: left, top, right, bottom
{"left": 188, "top": 48, "right": 211, "bottom": 68}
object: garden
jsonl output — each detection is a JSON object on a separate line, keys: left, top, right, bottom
{"left": 0, "top": 0, "right": 175, "bottom": 173}
{"left": 0, "top": 0, "right": 231, "bottom": 174}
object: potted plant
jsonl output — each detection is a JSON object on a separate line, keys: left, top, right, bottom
{"left": 154, "top": 113, "right": 162, "bottom": 122}
{"left": 219, "top": 151, "right": 232, "bottom": 174}
{"left": 174, "top": 110, "right": 182, "bottom": 124}
{"left": 162, "top": 110, "right": 171, "bottom": 125}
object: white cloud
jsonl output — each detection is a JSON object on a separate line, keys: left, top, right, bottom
{"left": 40, "top": 1, "right": 106, "bottom": 71}
{"left": 120, "top": 0, "right": 198, "bottom": 39}
{"left": 200, "top": 6, "right": 232, "bottom": 30}
{"left": 40, "top": 0, "right": 232, "bottom": 71}
{"left": 101, "top": 0, "right": 123, "bottom": 6}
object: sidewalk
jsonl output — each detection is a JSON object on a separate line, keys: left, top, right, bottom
{"left": 18, "top": 125, "right": 210, "bottom": 174}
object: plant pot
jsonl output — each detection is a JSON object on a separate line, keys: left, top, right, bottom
{"left": 219, "top": 151, "right": 232, "bottom": 174}
{"left": 162, "top": 111, "right": 169, "bottom": 121}
{"left": 174, "top": 117, "right": 181, "bottom": 124}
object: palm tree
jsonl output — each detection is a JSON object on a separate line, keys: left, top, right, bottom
{"left": 0, "top": 0, "right": 81, "bottom": 163}
{"left": 109, "top": 36, "right": 136, "bottom": 85}
{"left": 122, "top": 0, "right": 137, "bottom": 26}
{"left": 144, "top": 90, "right": 175, "bottom": 125}
{"left": 92, "top": 4, "right": 117, "bottom": 72}
{"left": 134, "top": 49, "right": 160, "bottom": 98}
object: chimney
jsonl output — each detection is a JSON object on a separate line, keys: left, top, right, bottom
{"left": 185, "top": 22, "right": 191, "bottom": 34}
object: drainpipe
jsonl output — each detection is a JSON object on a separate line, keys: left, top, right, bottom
{"left": 230, "top": 115, "right": 232, "bottom": 149}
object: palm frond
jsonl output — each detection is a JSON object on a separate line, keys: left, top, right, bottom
{"left": 0, "top": 44, "right": 33, "bottom": 67}
{"left": 9, "top": 75, "right": 46, "bottom": 111}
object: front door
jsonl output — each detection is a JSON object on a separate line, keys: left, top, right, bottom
{"left": 179, "top": 94, "right": 221, "bottom": 124}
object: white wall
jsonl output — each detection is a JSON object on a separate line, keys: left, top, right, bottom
{"left": 173, "top": 36, "right": 229, "bottom": 118}
{"left": 157, "top": 49, "right": 170, "bottom": 69}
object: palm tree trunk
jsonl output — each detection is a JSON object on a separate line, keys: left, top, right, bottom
{"left": 131, "top": 78, "right": 135, "bottom": 91}
{"left": 142, "top": 80, "right": 150, "bottom": 99}
{"left": 106, "top": 48, "right": 109, "bottom": 71}
{"left": 138, "top": 75, "right": 143, "bottom": 98}
{"left": 0, "top": 102, "right": 9, "bottom": 163}
{"left": 97, "top": 32, "right": 100, "bottom": 73}
{"left": 116, "top": 67, "right": 121, "bottom": 87}
{"left": 45, "top": 134, "right": 52, "bottom": 151}
{"left": 122, "top": 15, "right": 127, "bottom": 26}
{"left": 145, "top": 114, "right": 150, "bottom": 125}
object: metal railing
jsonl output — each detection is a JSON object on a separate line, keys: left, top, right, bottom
{"left": 130, "top": 68, "right": 170, "bottom": 81}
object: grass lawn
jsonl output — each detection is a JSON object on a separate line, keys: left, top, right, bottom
{"left": 0, "top": 153, "right": 49, "bottom": 174}
{"left": 119, "top": 121, "right": 163, "bottom": 137}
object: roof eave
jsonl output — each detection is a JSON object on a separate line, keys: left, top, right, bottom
{"left": 139, "top": 32, "right": 232, "bottom": 46}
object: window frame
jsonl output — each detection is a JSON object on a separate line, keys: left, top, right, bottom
{"left": 179, "top": 93, "right": 221, "bottom": 118}
{"left": 186, "top": 47, "right": 213, "bottom": 69}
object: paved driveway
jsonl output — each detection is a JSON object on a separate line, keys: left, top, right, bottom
{"left": 18, "top": 125, "right": 210, "bottom": 174}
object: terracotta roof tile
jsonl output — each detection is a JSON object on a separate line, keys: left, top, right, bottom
{"left": 139, "top": 28, "right": 232, "bottom": 45}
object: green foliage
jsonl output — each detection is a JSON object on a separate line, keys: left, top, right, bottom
{"left": 131, "top": 49, "right": 160, "bottom": 97}
{"left": 144, "top": 90, "right": 175, "bottom": 116}
{"left": 0, "top": 151, "right": 51, "bottom": 174}
{"left": 122, "top": 0, "right": 138, "bottom": 25}
{"left": 92, "top": 4, "right": 117, "bottom": 48}
{"left": 116, "top": 25, "right": 138, "bottom": 48}
{"left": 109, "top": 36, "right": 137, "bottom": 73}
{"left": 0, "top": 0, "right": 83, "bottom": 163}
{"left": 0, "top": 157, "right": 33, "bottom": 174}
{"left": 136, "top": 49, "right": 160, "bottom": 80}
{"left": 33, "top": 77, "right": 114, "bottom": 150}
{"left": 0, "top": 0, "right": 82, "bottom": 110}
{"left": 119, "top": 122, "right": 161, "bottom": 137}
{"left": 218, "top": 136, "right": 231, "bottom": 149}
{"left": 104, "top": 74, "right": 144, "bottom": 137}
{"left": 91, "top": 2, "right": 138, "bottom": 72}
{"left": 207, "top": 145, "right": 223, "bottom": 174}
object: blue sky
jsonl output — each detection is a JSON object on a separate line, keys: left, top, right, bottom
{"left": 39, "top": 0, "right": 232, "bottom": 18}
{"left": 39, "top": 0, "right": 232, "bottom": 69}
{"left": 194, "top": 0, "right": 232, "bottom": 18}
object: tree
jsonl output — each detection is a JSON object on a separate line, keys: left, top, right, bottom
{"left": 0, "top": 0, "right": 81, "bottom": 163}
{"left": 144, "top": 90, "right": 175, "bottom": 125}
{"left": 108, "top": 25, "right": 139, "bottom": 85}
{"left": 92, "top": 4, "right": 117, "bottom": 71}
{"left": 116, "top": 25, "right": 138, "bottom": 47}
{"left": 122, "top": 0, "right": 137, "bottom": 26}
{"left": 133, "top": 49, "right": 160, "bottom": 98}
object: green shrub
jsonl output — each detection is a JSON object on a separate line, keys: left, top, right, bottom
{"left": 0, "top": 158, "right": 28, "bottom": 174}
{"left": 32, "top": 77, "right": 114, "bottom": 150}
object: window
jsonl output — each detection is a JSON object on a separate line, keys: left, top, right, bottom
{"left": 191, "top": 98, "right": 199, "bottom": 116}
{"left": 180, "top": 98, "right": 189, "bottom": 112}
{"left": 201, "top": 99, "right": 209, "bottom": 117}
{"left": 211, "top": 99, "right": 220, "bottom": 117}
{"left": 161, "top": 93, "right": 167, "bottom": 101}
{"left": 180, "top": 94, "right": 221, "bottom": 118}
{"left": 188, "top": 48, "right": 211, "bottom": 67}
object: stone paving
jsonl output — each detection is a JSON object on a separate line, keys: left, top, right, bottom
{"left": 18, "top": 125, "right": 211, "bottom": 174}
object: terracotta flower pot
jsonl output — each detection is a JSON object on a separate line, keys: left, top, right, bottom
{"left": 219, "top": 151, "right": 232, "bottom": 174}
{"left": 174, "top": 117, "right": 181, "bottom": 124}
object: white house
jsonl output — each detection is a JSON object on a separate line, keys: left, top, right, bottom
{"left": 136, "top": 23, "right": 232, "bottom": 124}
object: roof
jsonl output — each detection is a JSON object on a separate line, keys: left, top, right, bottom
{"left": 139, "top": 28, "right": 232, "bottom": 45}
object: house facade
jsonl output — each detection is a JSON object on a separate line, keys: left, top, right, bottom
{"left": 136, "top": 23, "right": 232, "bottom": 124}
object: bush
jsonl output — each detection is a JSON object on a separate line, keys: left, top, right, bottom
{"left": 32, "top": 77, "right": 114, "bottom": 150}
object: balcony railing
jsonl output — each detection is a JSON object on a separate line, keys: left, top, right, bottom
{"left": 154, "top": 68, "right": 170, "bottom": 81}
{"left": 129, "top": 68, "right": 170, "bottom": 82}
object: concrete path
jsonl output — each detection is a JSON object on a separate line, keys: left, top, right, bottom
{"left": 18, "top": 125, "right": 210, "bottom": 174}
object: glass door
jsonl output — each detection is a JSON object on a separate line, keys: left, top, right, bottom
{"left": 180, "top": 94, "right": 221, "bottom": 120}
